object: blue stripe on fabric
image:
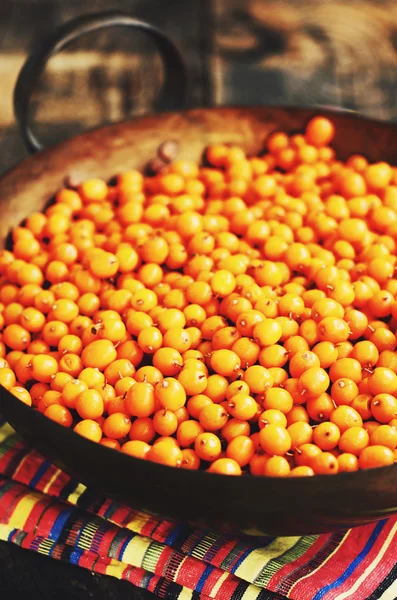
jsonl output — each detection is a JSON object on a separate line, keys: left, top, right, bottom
{"left": 195, "top": 564, "right": 213, "bottom": 593}
{"left": 230, "top": 545, "right": 258, "bottom": 574}
{"left": 7, "top": 528, "right": 17, "bottom": 542}
{"left": 49, "top": 508, "right": 72, "bottom": 541}
{"left": 312, "top": 519, "right": 386, "bottom": 600}
{"left": 69, "top": 547, "right": 84, "bottom": 565}
{"left": 104, "top": 501, "right": 118, "bottom": 520}
{"left": 164, "top": 524, "right": 187, "bottom": 545}
{"left": 29, "top": 460, "right": 51, "bottom": 489}
{"left": 118, "top": 534, "right": 132, "bottom": 561}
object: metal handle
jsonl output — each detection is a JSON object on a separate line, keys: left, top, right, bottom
{"left": 13, "top": 11, "right": 187, "bottom": 154}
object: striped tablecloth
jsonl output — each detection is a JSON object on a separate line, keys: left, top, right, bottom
{"left": 0, "top": 418, "right": 396, "bottom": 600}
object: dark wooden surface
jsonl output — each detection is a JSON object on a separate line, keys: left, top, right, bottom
{"left": 0, "top": 0, "right": 397, "bottom": 598}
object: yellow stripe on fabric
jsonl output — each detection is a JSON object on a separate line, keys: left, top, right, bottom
{"left": 37, "top": 538, "right": 54, "bottom": 556}
{"left": 191, "top": 532, "right": 218, "bottom": 561}
{"left": 210, "top": 570, "right": 231, "bottom": 598}
{"left": 240, "top": 583, "right": 264, "bottom": 600}
{"left": 379, "top": 579, "right": 397, "bottom": 600}
{"left": 289, "top": 529, "right": 350, "bottom": 595}
{"left": 12, "top": 452, "right": 34, "bottom": 481}
{"left": 124, "top": 512, "right": 152, "bottom": 534}
{"left": 66, "top": 482, "right": 87, "bottom": 506}
{"left": 335, "top": 521, "right": 397, "bottom": 600}
{"left": 0, "top": 523, "right": 14, "bottom": 541}
{"left": 105, "top": 558, "right": 127, "bottom": 580}
{"left": 77, "top": 521, "right": 99, "bottom": 551}
{"left": 42, "top": 468, "right": 62, "bottom": 495}
{"left": 122, "top": 535, "right": 152, "bottom": 567}
{"left": 6, "top": 491, "right": 43, "bottom": 530}
{"left": 177, "top": 587, "right": 194, "bottom": 600}
{"left": 234, "top": 537, "right": 299, "bottom": 582}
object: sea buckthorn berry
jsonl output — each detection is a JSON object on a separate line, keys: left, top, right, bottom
{"left": 318, "top": 317, "right": 350, "bottom": 344}
{"left": 298, "top": 367, "right": 330, "bottom": 398}
{"left": 225, "top": 435, "right": 255, "bottom": 467}
{"left": 121, "top": 440, "right": 150, "bottom": 459}
{"left": 264, "top": 456, "right": 290, "bottom": 477}
{"left": 295, "top": 443, "right": 322, "bottom": 467}
{"left": 359, "top": 445, "right": 394, "bottom": 469}
{"left": 289, "top": 466, "right": 314, "bottom": 477}
{"left": 74, "top": 419, "right": 102, "bottom": 443}
{"left": 371, "top": 394, "right": 397, "bottom": 423}
{"left": 287, "top": 422, "right": 313, "bottom": 447}
{"left": 306, "top": 393, "right": 334, "bottom": 423}
{"left": 44, "top": 404, "right": 73, "bottom": 427}
{"left": 312, "top": 422, "right": 340, "bottom": 451}
{"left": 208, "top": 458, "right": 242, "bottom": 475}
{"left": 369, "top": 425, "right": 397, "bottom": 450}
{"left": 369, "top": 369, "right": 397, "bottom": 396}
{"left": 329, "top": 358, "right": 362, "bottom": 384}
{"left": 338, "top": 453, "right": 359, "bottom": 472}
{"left": 259, "top": 424, "right": 291, "bottom": 456}
{"left": 263, "top": 388, "right": 293, "bottom": 414}
{"left": 331, "top": 378, "right": 359, "bottom": 406}
{"left": 180, "top": 448, "right": 201, "bottom": 470}
{"left": 125, "top": 383, "right": 155, "bottom": 418}
{"left": 30, "top": 354, "right": 58, "bottom": 384}
{"left": 210, "top": 349, "right": 241, "bottom": 377}
{"left": 155, "top": 378, "right": 186, "bottom": 411}
{"left": 81, "top": 340, "right": 117, "bottom": 370}
{"left": 10, "top": 385, "right": 32, "bottom": 405}
{"left": 253, "top": 319, "right": 283, "bottom": 347}
{"left": 228, "top": 393, "right": 258, "bottom": 420}
{"left": 195, "top": 432, "right": 222, "bottom": 462}
{"left": 305, "top": 116, "right": 335, "bottom": 147}
{"left": 311, "top": 452, "right": 339, "bottom": 475}
{"left": 289, "top": 351, "right": 320, "bottom": 378}
{"left": 313, "top": 342, "right": 338, "bottom": 369}
{"left": 75, "top": 389, "right": 104, "bottom": 420}
{"left": 330, "top": 405, "right": 363, "bottom": 433}
{"left": 102, "top": 413, "right": 131, "bottom": 440}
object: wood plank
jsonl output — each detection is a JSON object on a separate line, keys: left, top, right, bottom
{"left": 212, "top": 0, "right": 397, "bottom": 121}
{"left": 0, "top": 0, "right": 205, "bottom": 173}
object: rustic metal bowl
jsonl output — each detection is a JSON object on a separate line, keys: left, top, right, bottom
{"left": 1, "top": 11, "right": 397, "bottom": 536}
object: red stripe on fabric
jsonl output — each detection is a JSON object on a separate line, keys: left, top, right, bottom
{"left": 0, "top": 484, "right": 29, "bottom": 523}
{"left": 201, "top": 566, "right": 227, "bottom": 595}
{"left": 33, "top": 463, "right": 65, "bottom": 495}
{"left": 22, "top": 497, "right": 50, "bottom": 535}
{"left": 0, "top": 440, "right": 24, "bottom": 472}
{"left": 269, "top": 534, "right": 334, "bottom": 592}
{"left": 181, "top": 529, "right": 206, "bottom": 555}
{"left": 210, "top": 539, "right": 241, "bottom": 568}
{"left": 12, "top": 451, "right": 44, "bottom": 485}
{"left": 290, "top": 524, "right": 378, "bottom": 600}
{"left": 323, "top": 518, "right": 397, "bottom": 600}
{"left": 45, "top": 470, "right": 71, "bottom": 497}
{"left": 153, "top": 544, "right": 172, "bottom": 576}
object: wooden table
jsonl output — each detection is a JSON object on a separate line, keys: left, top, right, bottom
{"left": 0, "top": 0, "right": 396, "bottom": 598}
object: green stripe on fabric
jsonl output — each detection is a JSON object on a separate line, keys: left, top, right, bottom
{"left": 142, "top": 540, "right": 165, "bottom": 573}
{"left": 254, "top": 535, "right": 318, "bottom": 587}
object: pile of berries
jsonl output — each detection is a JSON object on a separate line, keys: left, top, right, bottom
{"left": 0, "top": 116, "right": 397, "bottom": 477}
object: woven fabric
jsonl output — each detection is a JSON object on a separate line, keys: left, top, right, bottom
{"left": 0, "top": 419, "right": 396, "bottom": 600}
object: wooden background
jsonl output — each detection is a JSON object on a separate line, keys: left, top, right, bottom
{"left": 0, "top": 0, "right": 396, "bottom": 174}
{"left": 0, "top": 1, "right": 397, "bottom": 599}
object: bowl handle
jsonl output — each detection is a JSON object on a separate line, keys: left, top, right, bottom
{"left": 13, "top": 11, "right": 187, "bottom": 154}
